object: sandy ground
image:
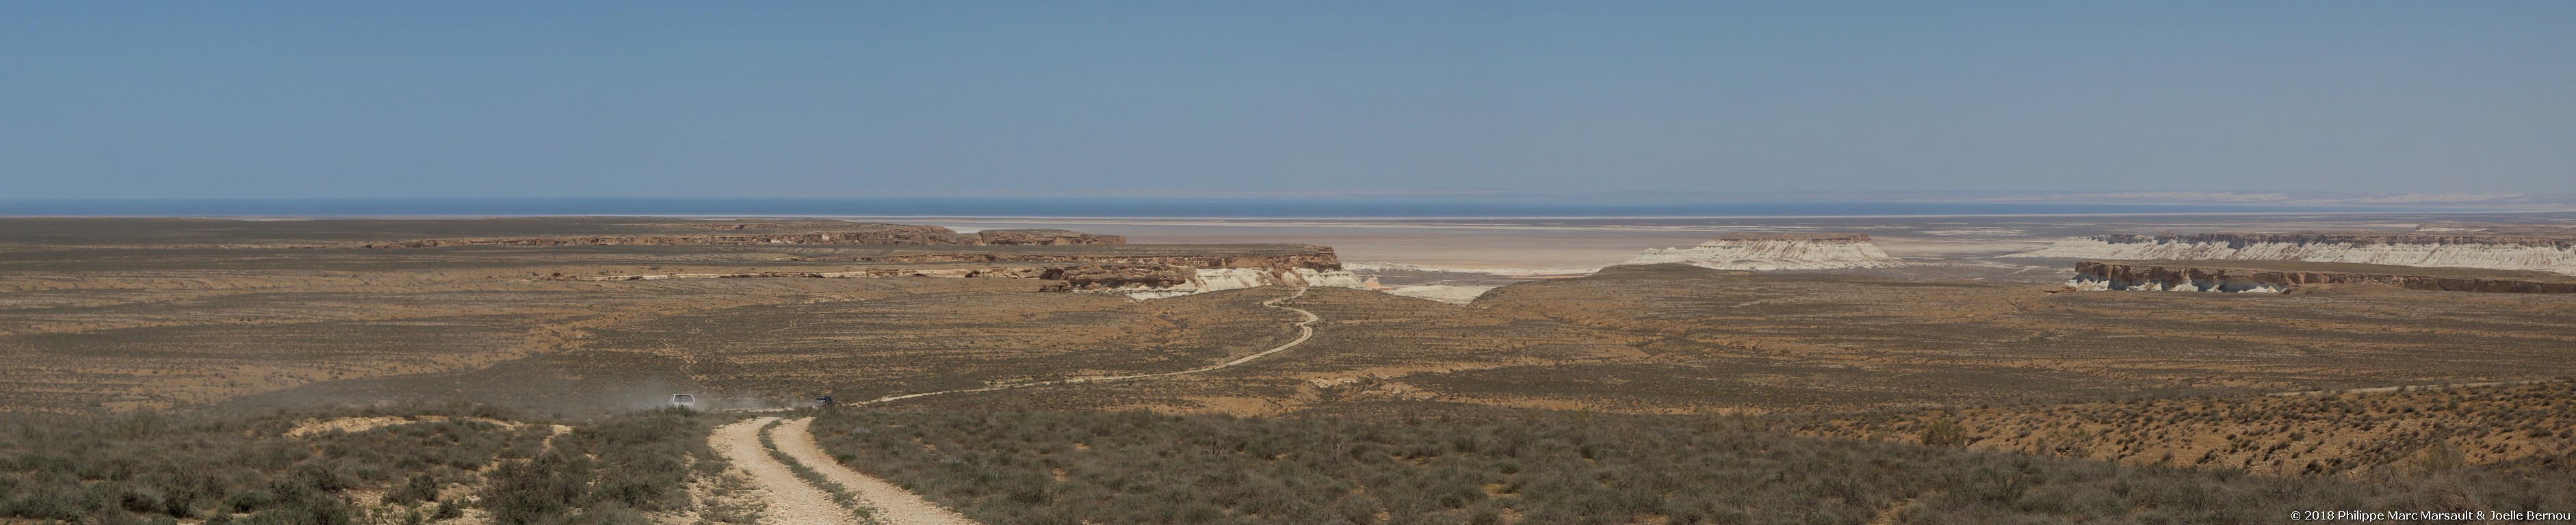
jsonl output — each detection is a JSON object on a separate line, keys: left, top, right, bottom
{"left": 710, "top": 418, "right": 860, "bottom": 525}
{"left": 283, "top": 416, "right": 523, "bottom": 438}
{"left": 771, "top": 418, "right": 978, "bottom": 525}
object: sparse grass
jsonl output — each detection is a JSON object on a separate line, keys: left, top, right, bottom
{"left": 1791, "top": 380, "right": 2576, "bottom": 477}
{"left": 811, "top": 407, "right": 2575, "bottom": 525}
{"left": 0, "top": 404, "right": 729, "bottom": 525}
{"left": 755, "top": 420, "right": 880, "bottom": 524}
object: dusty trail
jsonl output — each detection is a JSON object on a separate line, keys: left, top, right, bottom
{"left": 772, "top": 418, "right": 978, "bottom": 525}
{"left": 710, "top": 418, "right": 859, "bottom": 525}
{"left": 860, "top": 286, "right": 1320, "bottom": 405}
{"left": 703, "top": 288, "right": 1322, "bottom": 525}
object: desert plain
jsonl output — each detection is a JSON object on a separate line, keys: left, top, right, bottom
{"left": 2, "top": 214, "right": 2573, "bottom": 525}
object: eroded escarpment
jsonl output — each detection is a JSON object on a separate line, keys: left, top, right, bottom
{"left": 2412, "top": 222, "right": 2576, "bottom": 235}
{"left": 2068, "top": 260, "right": 2576, "bottom": 294}
{"left": 558, "top": 243, "right": 1364, "bottom": 298}
{"left": 784, "top": 249, "right": 1342, "bottom": 271}
{"left": 1621, "top": 232, "right": 1905, "bottom": 271}
{"left": 362, "top": 226, "right": 1123, "bottom": 248}
{"left": 2009, "top": 232, "right": 2576, "bottom": 275}
{"left": 561, "top": 263, "right": 1368, "bottom": 298}
{"left": 2098, "top": 232, "right": 2576, "bottom": 250}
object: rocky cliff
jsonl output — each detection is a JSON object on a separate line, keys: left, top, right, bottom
{"left": 1106, "top": 268, "right": 1370, "bottom": 299}
{"left": 559, "top": 241, "right": 1364, "bottom": 299}
{"left": 364, "top": 225, "right": 1123, "bottom": 248}
{"left": 1620, "top": 233, "right": 1905, "bottom": 271}
{"left": 2005, "top": 232, "right": 2576, "bottom": 275}
{"left": 800, "top": 249, "right": 1342, "bottom": 272}
{"left": 2414, "top": 222, "right": 2576, "bottom": 235}
{"left": 558, "top": 262, "right": 1368, "bottom": 298}
{"left": 970, "top": 229, "right": 1130, "bottom": 245}
{"left": 2068, "top": 260, "right": 2576, "bottom": 294}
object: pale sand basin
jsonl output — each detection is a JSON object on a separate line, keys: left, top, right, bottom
{"left": 1383, "top": 285, "right": 1498, "bottom": 304}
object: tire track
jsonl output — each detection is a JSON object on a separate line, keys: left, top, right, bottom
{"left": 859, "top": 286, "right": 1320, "bottom": 405}
{"left": 771, "top": 418, "right": 977, "bottom": 525}
{"left": 711, "top": 288, "right": 1323, "bottom": 524}
{"left": 710, "top": 417, "right": 860, "bottom": 525}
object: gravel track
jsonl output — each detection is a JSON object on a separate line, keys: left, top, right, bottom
{"left": 861, "top": 286, "right": 1320, "bottom": 405}
{"left": 772, "top": 418, "right": 978, "bottom": 525}
{"left": 708, "top": 287, "right": 1323, "bottom": 525}
{"left": 710, "top": 417, "right": 861, "bottom": 525}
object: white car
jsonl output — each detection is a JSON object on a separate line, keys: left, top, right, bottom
{"left": 670, "top": 393, "right": 698, "bottom": 410}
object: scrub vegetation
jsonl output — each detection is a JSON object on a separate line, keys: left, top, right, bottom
{"left": 0, "top": 403, "right": 735, "bottom": 525}
{"left": 809, "top": 407, "right": 2576, "bottom": 525}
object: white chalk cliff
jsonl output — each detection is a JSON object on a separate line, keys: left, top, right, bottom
{"left": 1110, "top": 268, "right": 1372, "bottom": 299}
{"left": 2003, "top": 233, "right": 2576, "bottom": 275}
{"left": 1620, "top": 234, "right": 1906, "bottom": 271}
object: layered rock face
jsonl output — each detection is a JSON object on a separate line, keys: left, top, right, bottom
{"left": 2414, "top": 223, "right": 2576, "bottom": 235}
{"left": 805, "top": 250, "right": 1342, "bottom": 272}
{"left": 971, "top": 229, "right": 1129, "bottom": 245}
{"left": 378, "top": 219, "right": 1370, "bottom": 299}
{"left": 556, "top": 239, "right": 1363, "bottom": 299}
{"left": 2068, "top": 261, "right": 2576, "bottom": 294}
{"left": 364, "top": 225, "right": 1123, "bottom": 248}
{"left": 559, "top": 262, "right": 1370, "bottom": 298}
{"left": 1108, "top": 268, "right": 1370, "bottom": 299}
{"left": 2007, "top": 232, "right": 2576, "bottom": 275}
{"left": 1621, "top": 233, "right": 1905, "bottom": 271}
{"left": 1038, "top": 265, "right": 1370, "bottom": 298}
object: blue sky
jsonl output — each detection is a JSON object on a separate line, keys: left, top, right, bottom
{"left": 3, "top": 2, "right": 2570, "bottom": 198}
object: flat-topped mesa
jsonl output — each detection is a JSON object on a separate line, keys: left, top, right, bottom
{"left": 2415, "top": 222, "right": 2576, "bottom": 235}
{"left": 971, "top": 228, "right": 1128, "bottom": 245}
{"left": 2068, "top": 260, "right": 2576, "bottom": 294}
{"left": 1714, "top": 232, "right": 1878, "bottom": 243}
{"left": 361, "top": 225, "right": 1125, "bottom": 248}
{"left": 2006, "top": 231, "right": 2576, "bottom": 275}
{"left": 1619, "top": 232, "right": 1904, "bottom": 271}
{"left": 794, "top": 244, "right": 1359, "bottom": 298}
{"left": 816, "top": 250, "right": 1342, "bottom": 272}
{"left": 2095, "top": 232, "right": 2575, "bottom": 250}
{"left": 565, "top": 243, "right": 1364, "bottom": 299}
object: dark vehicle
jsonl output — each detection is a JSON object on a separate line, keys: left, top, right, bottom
{"left": 814, "top": 395, "right": 834, "bottom": 407}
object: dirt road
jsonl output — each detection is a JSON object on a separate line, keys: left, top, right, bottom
{"left": 704, "top": 288, "right": 1323, "bottom": 525}
{"left": 860, "top": 286, "right": 1320, "bottom": 405}
{"left": 771, "top": 418, "right": 978, "bottom": 525}
{"left": 710, "top": 417, "right": 861, "bottom": 525}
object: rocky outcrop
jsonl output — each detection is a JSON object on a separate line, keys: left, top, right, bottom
{"left": 558, "top": 244, "right": 1364, "bottom": 299}
{"left": 558, "top": 263, "right": 1177, "bottom": 287}
{"left": 1621, "top": 233, "right": 1905, "bottom": 271}
{"left": 2414, "top": 223, "right": 2576, "bottom": 235}
{"left": 973, "top": 229, "right": 1128, "bottom": 245}
{"left": 796, "top": 249, "right": 1342, "bottom": 271}
{"left": 1111, "top": 268, "right": 1370, "bottom": 299}
{"left": 363, "top": 224, "right": 1123, "bottom": 248}
{"left": 1041, "top": 265, "right": 1199, "bottom": 290}
{"left": 2068, "top": 261, "right": 2576, "bottom": 294}
{"left": 2006, "top": 232, "right": 2576, "bottom": 275}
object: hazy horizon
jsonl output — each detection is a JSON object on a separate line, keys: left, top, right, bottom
{"left": 5, "top": 2, "right": 2571, "bottom": 198}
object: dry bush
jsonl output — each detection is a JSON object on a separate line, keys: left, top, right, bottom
{"left": 809, "top": 407, "right": 2573, "bottom": 524}
{"left": 0, "top": 405, "right": 726, "bottom": 525}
